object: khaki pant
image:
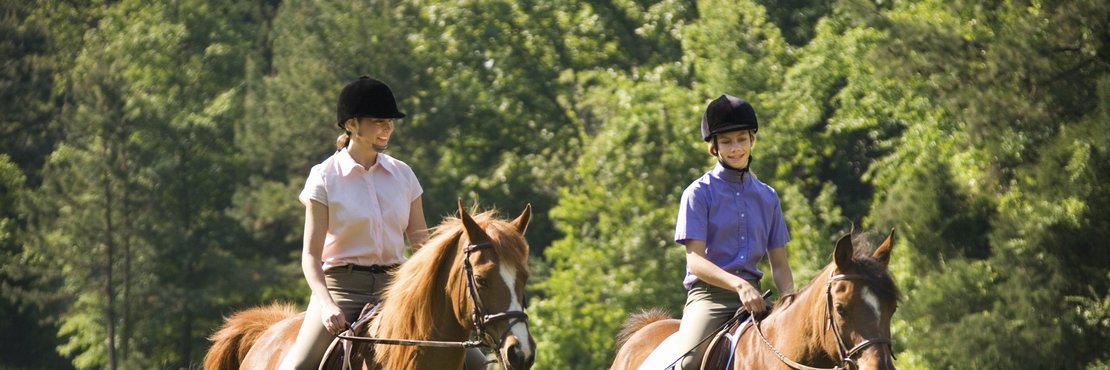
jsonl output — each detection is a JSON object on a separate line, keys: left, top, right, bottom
{"left": 278, "top": 267, "right": 487, "bottom": 370}
{"left": 674, "top": 279, "right": 758, "bottom": 370}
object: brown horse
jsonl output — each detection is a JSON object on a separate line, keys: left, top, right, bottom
{"left": 204, "top": 203, "right": 536, "bottom": 370}
{"left": 611, "top": 230, "right": 899, "bottom": 370}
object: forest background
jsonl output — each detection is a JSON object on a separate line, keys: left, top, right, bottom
{"left": 2, "top": 0, "right": 1108, "bottom": 369}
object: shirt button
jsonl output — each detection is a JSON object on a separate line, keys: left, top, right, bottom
{"left": 741, "top": 213, "right": 746, "bottom": 217}
{"left": 735, "top": 192, "right": 740, "bottom": 196}
{"left": 741, "top": 236, "right": 746, "bottom": 240}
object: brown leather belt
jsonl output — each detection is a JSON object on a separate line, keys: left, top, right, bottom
{"left": 345, "top": 264, "right": 399, "bottom": 273}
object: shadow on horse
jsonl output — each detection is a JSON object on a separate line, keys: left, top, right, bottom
{"left": 203, "top": 202, "right": 536, "bottom": 370}
{"left": 611, "top": 229, "right": 899, "bottom": 370}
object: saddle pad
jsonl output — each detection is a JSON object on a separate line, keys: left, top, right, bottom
{"left": 701, "top": 317, "right": 754, "bottom": 370}
{"left": 637, "top": 332, "right": 687, "bottom": 370}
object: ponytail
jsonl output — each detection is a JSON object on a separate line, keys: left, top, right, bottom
{"left": 336, "top": 132, "right": 350, "bottom": 151}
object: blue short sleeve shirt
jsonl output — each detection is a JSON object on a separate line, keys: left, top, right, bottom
{"left": 675, "top": 163, "right": 790, "bottom": 290}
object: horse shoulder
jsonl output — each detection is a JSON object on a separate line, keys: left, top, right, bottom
{"left": 730, "top": 323, "right": 769, "bottom": 368}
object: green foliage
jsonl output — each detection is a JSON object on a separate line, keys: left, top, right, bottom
{"left": 533, "top": 69, "right": 698, "bottom": 369}
{"left": 863, "top": 1, "right": 1110, "bottom": 368}
{"left": 17, "top": 0, "right": 274, "bottom": 367}
{"left": 755, "top": 0, "right": 828, "bottom": 46}
{"left": 685, "top": 0, "right": 789, "bottom": 97}
{"left": 0, "top": 0, "right": 68, "bottom": 185}
{"left": 0, "top": 155, "right": 23, "bottom": 273}
{"left": 0, "top": 154, "right": 72, "bottom": 369}
{"left": 3, "top": 0, "right": 1108, "bottom": 368}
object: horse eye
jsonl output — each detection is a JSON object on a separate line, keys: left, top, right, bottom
{"left": 475, "top": 276, "right": 488, "bottom": 287}
{"left": 835, "top": 303, "right": 847, "bottom": 316}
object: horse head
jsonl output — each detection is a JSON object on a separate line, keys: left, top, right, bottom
{"left": 824, "top": 228, "right": 899, "bottom": 370}
{"left": 455, "top": 201, "right": 535, "bottom": 370}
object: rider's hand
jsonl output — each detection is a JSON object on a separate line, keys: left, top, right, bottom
{"left": 736, "top": 283, "right": 766, "bottom": 316}
{"left": 321, "top": 302, "right": 348, "bottom": 335}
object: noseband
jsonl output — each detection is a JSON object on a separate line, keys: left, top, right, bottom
{"left": 463, "top": 241, "right": 530, "bottom": 363}
{"left": 754, "top": 272, "right": 893, "bottom": 370}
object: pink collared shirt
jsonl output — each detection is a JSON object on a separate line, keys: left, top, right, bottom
{"left": 299, "top": 149, "right": 423, "bottom": 270}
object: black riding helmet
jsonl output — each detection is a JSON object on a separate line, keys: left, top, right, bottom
{"left": 336, "top": 76, "right": 406, "bottom": 128}
{"left": 700, "top": 94, "right": 757, "bottom": 142}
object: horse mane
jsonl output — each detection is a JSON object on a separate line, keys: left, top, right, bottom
{"left": 369, "top": 209, "right": 529, "bottom": 368}
{"left": 613, "top": 308, "right": 671, "bottom": 353}
{"left": 773, "top": 234, "right": 900, "bottom": 311}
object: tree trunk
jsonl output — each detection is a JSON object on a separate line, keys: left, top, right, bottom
{"left": 121, "top": 174, "right": 132, "bottom": 360}
{"left": 103, "top": 143, "right": 117, "bottom": 370}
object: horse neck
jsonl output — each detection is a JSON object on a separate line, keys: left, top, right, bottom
{"left": 366, "top": 239, "right": 473, "bottom": 370}
{"left": 757, "top": 267, "right": 840, "bottom": 366}
{"left": 406, "top": 242, "right": 475, "bottom": 369}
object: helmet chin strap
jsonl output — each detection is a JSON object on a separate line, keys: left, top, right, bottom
{"left": 717, "top": 155, "right": 752, "bottom": 180}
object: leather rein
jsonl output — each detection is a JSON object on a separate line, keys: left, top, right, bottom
{"left": 338, "top": 241, "right": 528, "bottom": 356}
{"left": 752, "top": 272, "right": 893, "bottom": 370}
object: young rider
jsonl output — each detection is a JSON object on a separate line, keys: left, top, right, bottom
{"left": 672, "top": 94, "right": 796, "bottom": 370}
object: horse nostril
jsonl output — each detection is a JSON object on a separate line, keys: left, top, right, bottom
{"left": 507, "top": 342, "right": 525, "bottom": 367}
{"left": 501, "top": 333, "right": 534, "bottom": 369}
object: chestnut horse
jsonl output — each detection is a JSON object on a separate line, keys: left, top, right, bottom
{"left": 204, "top": 203, "right": 536, "bottom": 370}
{"left": 611, "top": 230, "right": 899, "bottom": 370}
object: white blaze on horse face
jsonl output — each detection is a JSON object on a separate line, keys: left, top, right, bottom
{"left": 499, "top": 264, "right": 532, "bottom": 354}
{"left": 861, "top": 286, "right": 882, "bottom": 326}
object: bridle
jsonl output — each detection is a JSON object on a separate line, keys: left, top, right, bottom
{"left": 336, "top": 240, "right": 529, "bottom": 369}
{"left": 462, "top": 241, "right": 530, "bottom": 365}
{"left": 753, "top": 271, "right": 893, "bottom": 370}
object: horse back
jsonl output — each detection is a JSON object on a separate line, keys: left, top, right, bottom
{"left": 241, "top": 311, "right": 304, "bottom": 369}
{"left": 610, "top": 310, "right": 680, "bottom": 370}
{"left": 203, "top": 303, "right": 301, "bottom": 370}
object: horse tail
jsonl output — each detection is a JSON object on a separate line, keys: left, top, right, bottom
{"left": 203, "top": 303, "right": 299, "bottom": 370}
{"left": 613, "top": 308, "right": 672, "bottom": 353}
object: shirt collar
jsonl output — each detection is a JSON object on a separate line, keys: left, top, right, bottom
{"left": 337, "top": 148, "right": 395, "bottom": 176}
{"left": 710, "top": 162, "right": 750, "bottom": 184}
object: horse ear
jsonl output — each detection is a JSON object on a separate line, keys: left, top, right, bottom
{"left": 833, "top": 233, "right": 854, "bottom": 271}
{"left": 458, "top": 199, "right": 487, "bottom": 243}
{"left": 872, "top": 227, "right": 895, "bottom": 266}
{"left": 511, "top": 204, "right": 532, "bottom": 235}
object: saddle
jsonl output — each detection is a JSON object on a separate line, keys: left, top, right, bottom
{"left": 320, "top": 302, "right": 382, "bottom": 370}
{"left": 699, "top": 293, "right": 774, "bottom": 370}
{"left": 698, "top": 309, "right": 754, "bottom": 370}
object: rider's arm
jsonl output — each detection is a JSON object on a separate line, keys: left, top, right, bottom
{"left": 405, "top": 196, "right": 429, "bottom": 253}
{"left": 767, "top": 246, "right": 795, "bottom": 295}
{"left": 301, "top": 199, "right": 346, "bottom": 334}
{"left": 685, "top": 239, "right": 767, "bottom": 314}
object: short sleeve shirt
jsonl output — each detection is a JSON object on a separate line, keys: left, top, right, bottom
{"left": 299, "top": 149, "right": 423, "bottom": 270}
{"left": 674, "top": 163, "right": 790, "bottom": 290}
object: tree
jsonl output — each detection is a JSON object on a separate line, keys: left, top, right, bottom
{"left": 533, "top": 69, "right": 700, "bottom": 369}
{"left": 0, "top": 1, "right": 86, "bottom": 368}
{"left": 861, "top": 0, "right": 1110, "bottom": 367}
{"left": 25, "top": 0, "right": 264, "bottom": 367}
